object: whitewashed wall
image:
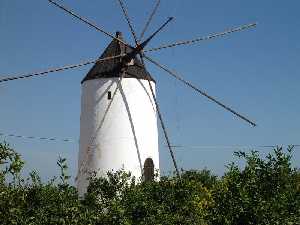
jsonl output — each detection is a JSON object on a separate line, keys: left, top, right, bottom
{"left": 77, "top": 77, "right": 159, "bottom": 196}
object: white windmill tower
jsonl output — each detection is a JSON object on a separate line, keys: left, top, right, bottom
{"left": 0, "top": 0, "right": 257, "bottom": 197}
{"left": 77, "top": 31, "right": 159, "bottom": 195}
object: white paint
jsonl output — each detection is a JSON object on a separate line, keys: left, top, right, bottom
{"left": 77, "top": 77, "right": 159, "bottom": 196}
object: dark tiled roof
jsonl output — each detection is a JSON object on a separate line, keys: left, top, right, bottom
{"left": 81, "top": 32, "right": 154, "bottom": 84}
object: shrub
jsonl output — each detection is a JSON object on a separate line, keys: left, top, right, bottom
{"left": 0, "top": 142, "right": 299, "bottom": 224}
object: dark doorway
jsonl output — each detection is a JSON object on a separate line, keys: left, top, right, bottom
{"left": 143, "top": 158, "right": 154, "bottom": 182}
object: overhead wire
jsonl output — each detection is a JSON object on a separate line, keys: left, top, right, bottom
{"left": 1, "top": 131, "right": 299, "bottom": 150}
{"left": 168, "top": 145, "right": 300, "bottom": 150}
{"left": 0, "top": 132, "right": 74, "bottom": 143}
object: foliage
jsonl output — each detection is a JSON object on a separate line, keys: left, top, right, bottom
{"left": 209, "top": 146, "right": 300, "bottom": 225}
{"left": 0, "top": 142, "right": 24, "bottom": 185}
{"left": 0, "top": 142, "right": 299, "bottom": 225}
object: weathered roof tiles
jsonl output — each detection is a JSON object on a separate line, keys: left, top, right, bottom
{"left": 82, "top": 31, "right": 154, "bottom": 83}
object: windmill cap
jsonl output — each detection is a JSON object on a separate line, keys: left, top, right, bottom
{"left": 116, "top": 31, "right": 122, "bottom": 38}
{"left": 81, "top": 30, "right": 155, "bottom": 84}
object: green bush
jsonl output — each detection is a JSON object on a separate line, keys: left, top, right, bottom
{"left": 209, "top": 146, "right": 300, "bottom": 225}
{"left": 0, "top": 142, "right": 299, "bottom": 225}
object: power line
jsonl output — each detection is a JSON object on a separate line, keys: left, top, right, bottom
{"left": 0, "top": 132, "right": 74, "bottom": 143}
{"left": 168, "top": 145, "right": 300, "bottom": 150}
{"left": 1, "top": 131, "right": 299, "bottom": 150}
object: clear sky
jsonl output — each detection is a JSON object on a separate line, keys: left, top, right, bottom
{"left": 1, "top": 0, "right": 299, "bottom": 181}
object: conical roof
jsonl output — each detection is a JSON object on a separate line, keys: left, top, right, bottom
{"left": 81, "top": 31, "right": 154, "bottom": 84}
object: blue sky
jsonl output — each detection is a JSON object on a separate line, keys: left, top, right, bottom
{"left": 0, "top": 0, "right": 299, "bottom": 181}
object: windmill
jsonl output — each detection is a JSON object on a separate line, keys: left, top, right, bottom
{"left": 0, "top": 0, "right": 257, "bottom": 196}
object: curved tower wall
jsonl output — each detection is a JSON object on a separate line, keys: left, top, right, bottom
{"left": 77, "top": 77, "right": 159, "bottom": 195}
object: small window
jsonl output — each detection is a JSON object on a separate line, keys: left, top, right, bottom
{"left": 143, "top": 158, "right": 154, "bottom": 182}
{"left": 107, "top": 91, "right": 112, "bottom": 100}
